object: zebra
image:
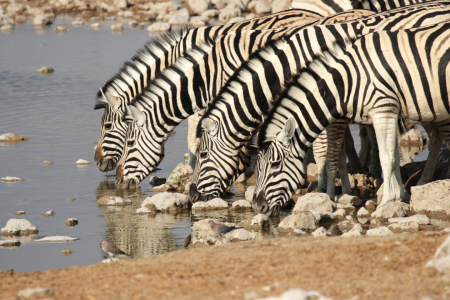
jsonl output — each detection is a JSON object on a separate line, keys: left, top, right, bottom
{"left": 253, "top": 22, "right": 450, "bottom": 216}
{"left": 93, "top": 8, "right": 336, "bottom": 172}
{"left": 112, "top": 9, "right": 377, "bottom": 188}
{"left": 191, "top": 1, "right": 450, "bottom": 202}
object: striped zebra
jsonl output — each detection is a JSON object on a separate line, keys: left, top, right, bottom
{"left": 362, "top": 0, "right": 433, "bottom": 12}
{"left": 191, "top": 1, "right": 450, "bottom": 202}
{"left": 113, "top": 10, "right": 375, "bottom": 188}
{"left": 253, "top": 22, "right": 450, "bottom": 216}
{"left": 93, "top": 8, "right": 332, "bottom": 172}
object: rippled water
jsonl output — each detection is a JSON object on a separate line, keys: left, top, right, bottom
{"left": 0, "top": 17, "right": 429, "bottom": 273}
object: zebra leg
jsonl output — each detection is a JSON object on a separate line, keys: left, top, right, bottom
{"left": 371, "top": 112, "right": 405, "bottom": 207}
{"left": 344, "top": 125, "right": 363, "bottom": 174}
{"left": 359, "top": 125, "right": 371, "bottom": 171}
{"left": 313, "top": 131, "right": 328, "bottom": 193}
{"left": 324, "top": 121, "right": 347, "bottom": 200}
{"left": 417, "top": 122, "right": 443, "bottom": 185}
{"left": 366, "top": 125, "right": 382, "bottom": 179}
{"left": 339, "top": 140, "right": 351, "bottom": 195}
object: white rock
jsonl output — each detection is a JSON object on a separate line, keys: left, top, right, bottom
{"left": 215, "top": 237, "right": 231, "bottom": 246}
{"left": 227, "top": 16, "right": 246, "bottom": 24}
{"left": 188, "top": 0, "right": 210, "bottom": 15}
{"left": 90, "top": 22, "right": 100, "bottom": 28}
{"left": 6, "top": 3, "right": 25, "bottom": 14}
{"left": 72, "top": 20, "right": 84, "bottom": 25}
{"left": 128, "top": 20, "right": 138, "bottom": 28}
{"left": 271, "top": 0, "right": 291, "bottom": 13}
{"left": 14, "top": 211, "right": 25, "bottom": 216}
{"left": 219, "top": 3, "right": 241, "bottom": 23}
{"left": 257, "top": 288, "right": 323, "bottom": 300}
{"left": 366, "top": 226, "right": 393, "bottom": 236}
{"left": 357, "top": 207, "right": 370, "bottom": 218}
{"left": 53, "top": 25, "right": 69, "bottom": 32}
{"left": 338, "top": 215, "right": 359, "bottom": 232}
{"left": 166, "top": 162, "right": 193, "bottom": 189}
{"left": 411, "top": 180, "right": 450, "bottom": 219}
{"left": 400, "top": 128, "right": 424, "bottom": 145}
{"left": 147, "top": 21, "right": 171, "bottom": 32}
{"left": 342, "top": 224, "right": 363, "bottom": 237}
{"left": 201, "top": 9, "right": 219, "bottom": 18}
{"left": 387, "top": 222, "right": 419, "bottom": 233}
{"left": 255, "top": 0, "right": 271, "bottom": 14}
{"left": 333, "top": 208, "right": 346, "bottom": 220}
{"left": 245, "top": 13, "right": 256, "bottom": 20}
{"left": 293, "top": 193, "right": 336, "bottom": 214}
{"left": 1, "top": 176, "right": 24, "bottom": 182}
{"left": 337, "top": 203, "right": 355, "bottom": 215}
{"left": 239, "top": 213, "right": 269, "bottom": 228}
{"left": 225, "top": 228, "right": 256, "bottom": 241}
{"left": 388, "top": 214, "right": 430, "bottom": 225}
{"left": 192, "top": 198, "right": 229, "bottom": 211}
{"left": 97, "top": 195, "right": 132, "bottom": 206}
{"left": 1, "top": 219, "right": 38, "bottom": 236}
{"left": 17, "top": 288, "right": 54, "bottom": 298}
{"left": 190, "top": 16, "right": 206, "bottom": 26}
{"left": 245, "top": 186, "right": 255, "bottom": 204}
{"left": 0, "top": 239, "right": 21, "bottom": 247}
{"left": 168, "top": 8, "right": 190, "bottom": 25}
{"left": 311, "top": 227, "right": 327, "bottom": 237}
{"left": 74, "top": 159, "right": 91, "bottom": 165}
{"left": 102, "top": 257, "right": 120, "bottom": 263}
{"left": 426, "top": 234, "right": 450, "bottom": 273}
{"left": 278, "top": 211, "right": 316, "bottom": 232}
{"left": 0, "top": 24, "right": 14, "bottom": 31}
{"left": 338, "top": 194, "right": 362, "bottom": 206}
{"left": 371, "top": 202, "right": 409, "bottom": 219}
{"left": 34, "top": 236, "right": 79, "bottom": 242}
{"left": 135, "top": 207, "right": 152, "bottom": 214}
{"left": 151, "top": 184, "right": 171, "bottom": 192}
{"left": 111, "top": 23, "right": 123, "bottom": 31}
{"left": 141, "top": 192, "right": 190, "bottom": 211}
{"left": 33, "top": 14, "right": 53, "bottom": 26}
{"left": 65, "top": 218, "right": 78, "bottom": 226}
{"left": 231, "top": 200, "right": 252, "bottom": 210}
{"left": 42, "top": 210, "right": 55, "bottom": 216}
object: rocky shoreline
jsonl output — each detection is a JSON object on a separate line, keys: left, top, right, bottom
{"left": 0, "top": 0, "right": 290, "bottom": 31}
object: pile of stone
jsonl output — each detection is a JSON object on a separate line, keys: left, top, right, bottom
{"left": 150, "top": 163, "right": 193, "bottom": 193}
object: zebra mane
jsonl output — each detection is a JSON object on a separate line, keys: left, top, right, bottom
{"left": 257, "top": 39, "right": 352, "bottom": 149}
{"left": 94, "top": 28, "right": 189, "bottom": 110}
{"left": 123, "top": 38, "right": 215, "bottom": 122}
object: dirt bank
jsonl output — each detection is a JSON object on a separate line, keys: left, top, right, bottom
{"left": 1, "top": 232, "right": 449, "bottom": 300}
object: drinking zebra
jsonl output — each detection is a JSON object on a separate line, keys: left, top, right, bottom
{"left": 113, "top": 9, "right": 376, "bottom": 188}
{"left": 93, "top": 8, "right": 330, "bottom": 172}
{"left": 191, "top": 2, "right": 450, "bottom": 203}
{"left": 253, "top": 22, "right": 450, "bottom": 216}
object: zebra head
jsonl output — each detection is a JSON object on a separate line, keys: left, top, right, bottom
{"left": 94, "top": 88, "right": 128, "bottom": 172}
{"left": 253, "top": 117, "right": 305, "bottom": 216}
{"left": 190, "top": 117, "right": 249, "bottom": 202}
{"left": 115, "top": 104, "right": 165, "bottom": 189}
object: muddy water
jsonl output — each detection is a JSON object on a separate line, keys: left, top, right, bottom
{"left": 0, "top": 17, "right": 428, "bottom": 272}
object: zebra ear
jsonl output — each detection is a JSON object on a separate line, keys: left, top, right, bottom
{"left": 97, "top": 88, "right": 121, "bottom": 109}
{"left": 124, "top": 105, "right": 146, "bottom": 127}
{"left": 277, "top": 117, "right": 296, "bottom": 146}
{"left": 201, "top": 118, "right": 218, "bottom": 136}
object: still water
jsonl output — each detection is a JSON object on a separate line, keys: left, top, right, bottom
{"left": 0, "top": 17, "right": 428, "bottom": 273}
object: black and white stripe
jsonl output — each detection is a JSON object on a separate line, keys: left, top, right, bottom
{"left": 93, "top": 8, "right": 328, "bottom": 172}
{"left": 255, "top": 22, "right": 450, "bottom": 216}
{"left": 192, "top": 1, "right": 450, "bottom": 202}
{"left": 112, "top": 9, "right": 378, "bottom": 188}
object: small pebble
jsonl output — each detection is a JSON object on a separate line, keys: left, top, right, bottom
{"left": 70, "top": 198, "right": 75, "bottom": 201}
{"left": 65, "top": 218, "right": 78, "bottom": 227}
{"left": 61, "top": 249, "right": 73, "bottom": 256}
{"left": 74, "top": 159, "right": 91, "bottom": 165}
{"left": 53, "top": 26, "right": 70, "bottom": 32}
{"left": 1, "top": 176, "right": 25, "bottom": 182}
{"left": 90, "top": 23, "right": 100, "bottom": 28}
{"left": 184, "top": 153, "right": 189, "bottom": 161}
{"left": 72, "top": 20, "right": 84, "bottom": 25}
{"left": 42, "top": 210, "right": 55, "bottom": 217}
{"left": 42, "top": 161, "right": 53, "bottom": 165}
{"left": 111, "top": 23, "right": 123, "bottom": 31}
{"left": 14, "top": 211, "right": 25, "bottom": 216}
{"left": 36, "top": 66, "right": 54, "bottom": 73}
{"left": 23, "top": 198, "right": 27, "bottom": 201}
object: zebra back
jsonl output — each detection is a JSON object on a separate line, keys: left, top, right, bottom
{"left": 255, "top": 22, "right": 450, "bottom": 214}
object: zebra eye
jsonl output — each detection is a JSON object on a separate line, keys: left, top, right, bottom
{"left": 200, "top": 151, "right": 208, "bottom": 159}
{"left": 104, "top": 123, "right": 112, "bottom": 130}
{"left": 271, "top": 159, "right": 281, "bottom": 169}
{"left": 127, "top": 140, "right": 135, "bottom": 148}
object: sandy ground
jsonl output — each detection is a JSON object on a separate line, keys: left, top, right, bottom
{"left": 1, "top": 232, "right": 450, "bottom": 300}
